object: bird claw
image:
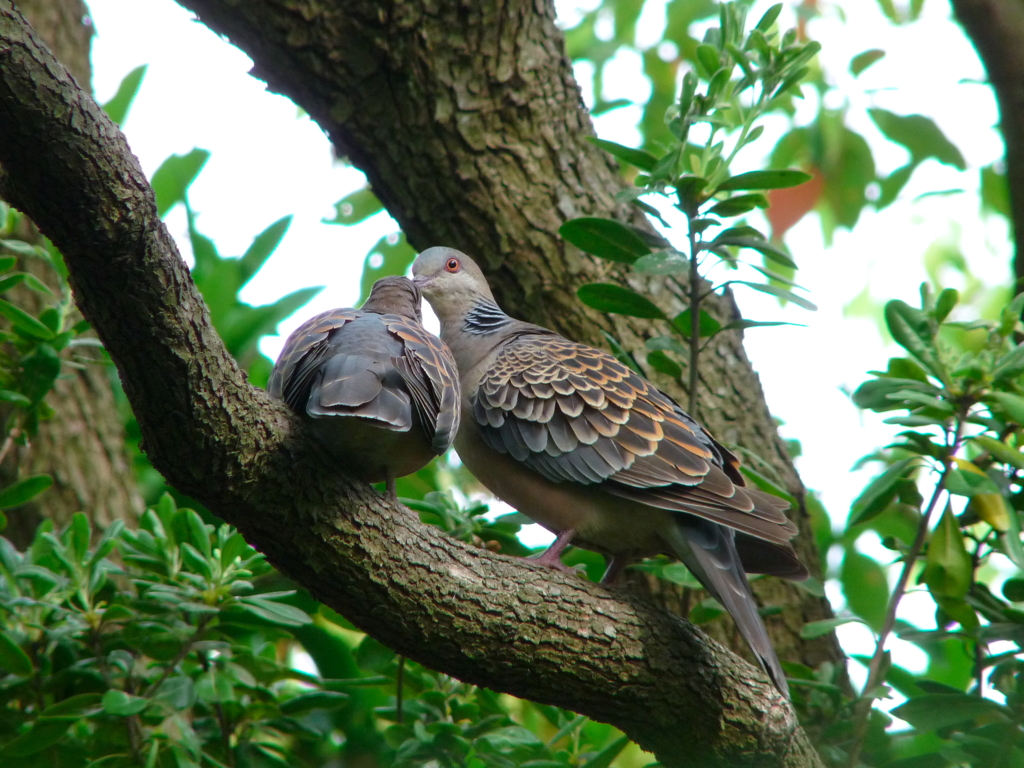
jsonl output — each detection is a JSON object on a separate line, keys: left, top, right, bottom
{"left": 529, "top": 552, "right": 587, "bottom": 576}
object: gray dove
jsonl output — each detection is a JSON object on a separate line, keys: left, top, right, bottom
{"left": 411, "top": 247, "right": 806, "bottom": 696}
{"left": 268, "top": 275, "right": 460, "bottom": 499}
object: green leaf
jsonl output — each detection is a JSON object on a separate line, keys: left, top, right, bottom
{"left": 151, "top": 676, "right": 196, "bottom": 711}
{"left": 0, "top": 475, "right": 52, "bottom": 509}
{"left": 721, "top": 319, "right": 801, "bottom": 333}
{"left": 236, "top": 596, "right": 313, "bottom": 626}
{"left": 672, "top": 309, "right": 721, "bottom": 338}
{"left": 981, "top": 164, "right": 1010, "bottom": 218}
{"left": 853, "top": 377, "right": 937, "bottom": 412}
{"left": 101, "top": 64, "right": 147, "bottom": 126}
{"left": 710, "top": 235, "right": 797, "bottom": 269}
{"left": 841, "top": 550, "right": 889, "bottom": 632}
{"left": 989, "top": 391, "right": 1024, "bottom": 424}
{"left": 933, "top": 287, "right": 959, "bottom": 322}
{"left": 800, "top": 616, "right": 864, "bottom": 639}
{"left": 892, "top": 694, "right": 1008, "bottom": 731}
{"left": 0, "top": 298, "right": 56, "bottom": 340}
{"left": 151, "top": 149, "right": 210, "bottom": 218}
{"left": 731, "top": 281, "right": 817, "bottom": 311}
{"left": 944, "top": 468, "right": 1000, "bottom": 497}
{"left": 358, "top": 232, "right": 416, "bottom": 305}
{"left": 240, "top": 216, "right": 291, "bottom": 286}
{"left": 715, "top": 169, "right": 811, "bottom": 192}
{"left": 706, "top": 193, "right": 768, "bottom": 217}
{"left": 577, "top": 283, "right": 666, "bottom": 319}
{"left": 579, "top": 735, "right": 630, "bottom": 768}
{"left": 1003, "top": 503, "right": 1024, "bottom": 570}
{"left": 1, "top": 719, "right": 75, "bottom": 756}
{"left": 559, "top": 218, "right": 652, "bottom": 264}
{"left": 0, "top": 632, "right": 32, "bottom": 675}
{"left": 696, "top": 43, "right": 722, "bottom": 77}
{"left": 869, "top": 109, "right": 966, "bottom": 170}
{"left": 884, "top": 300, "right": 941, "bottom": 375}
{"left": 279, "top": 690, "right": 349, "bottom": 715}
{"left": 971, "top": 435, "right": 1024, "bottom": 471}
{"left": 847, "top": 460, "right": 921, "bottom": 528}
{"left": 924, "top": 507, "right": 973, "bottom": 599}
{"left": 68, "top": 511, "right": 90, "bottom": 563}
{"left": 850, "top": 49, "right": 885, "bottom": 76}
{"left": 755, "top": 3, "right": 783, "bottom": 31}
{"left": 181, "top": 508, "right": 211, "bottom": 558}
{"left": 323, "top": 186, "right": 384, "bottom": 225}
{"left": 633, "top": 251, "right": 688, "bottom": 275}
{"left": 1003, "top": 578, "right": 1024, "bottom": 602}
{"left": 993, "top": 344, "right": 1024, "bottom": 383}
{"left": 102, "top": 689, "right": 148, "bottom": 716}
{"left": 41, "top": 693, "right": 103, "bottom": 718}
{"left": 195, "top": 669, "right": 234, "bottom": 703}
{"left": 586, "top": 137, "right": 657, "bottom": 171}
{"left": 646, "top": 351, "right": 682, "bottom": 379}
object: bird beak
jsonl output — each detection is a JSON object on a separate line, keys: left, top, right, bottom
{"left": 412, "top": 274, "right": 432, "bottom": 290}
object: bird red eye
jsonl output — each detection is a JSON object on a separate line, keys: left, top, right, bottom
{"left": 445, "top": 258, "right": 460, "bottom": 272}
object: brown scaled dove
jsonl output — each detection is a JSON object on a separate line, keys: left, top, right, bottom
{"left": 268, "top": 275, "right": 460, "bottom": 500}
{"left": 411, "top": 247, "right": 807, "bottom": 696}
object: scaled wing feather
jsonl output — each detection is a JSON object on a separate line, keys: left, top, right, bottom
{"left": 472, "top": 333, "right": 798, "bottom": 548}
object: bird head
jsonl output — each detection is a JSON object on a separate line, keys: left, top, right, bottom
{"left": 361, "top": 275, "right": 423, "bottom": 322}
{"left": 411, "top": 247, "right": 496, "bottom": 322}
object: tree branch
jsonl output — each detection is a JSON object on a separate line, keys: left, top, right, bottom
{"left": 0, "top": 3, "right": 823, "bottom": 765}
{"left": 172, "top": 0, "right": 843, "bottom": 675}
{"left": 952, "top": 0, "right": 1024, "bottom": 286}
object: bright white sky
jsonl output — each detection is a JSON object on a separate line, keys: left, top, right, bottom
{"left": 85, "top": 0, "right": 1010, "bottom": 695}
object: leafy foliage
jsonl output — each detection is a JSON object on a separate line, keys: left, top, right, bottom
{"left": 562, "top": 3, "right": 818, "bottom": 418}
{"left": 782, "top": 286, "right": 1024, "bottom": 766}
{"left": 0, "top": 203, "right": 106, "bottom": 531}
{"left": 0, "top": 494, "right": 647, "bottom": 767}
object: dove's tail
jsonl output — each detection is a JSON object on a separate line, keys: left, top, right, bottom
{"left": 664, "top": 517, "right": 789, "bottom": 698}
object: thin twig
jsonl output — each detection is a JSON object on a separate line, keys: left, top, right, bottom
{"left": 686, "top": 217, "right": 701, "bottom": 418}
{"left": 846, "top": 409, "right": 968, "bottom": 767}
{"left": 396, "top": 655, "right": 406, "bottom": 725}
{"left": 0, "top": 427, "right": 21, "bottom": 466}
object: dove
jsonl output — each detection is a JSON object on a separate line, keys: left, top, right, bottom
{"left": 268, "top": 275, "right": 460, "bottom": 500}
{"left": 411, "top": 247, "right": 806, "bottom": 696}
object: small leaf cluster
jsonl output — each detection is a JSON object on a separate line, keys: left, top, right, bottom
{"left": 0, "top": 203, "right": 105, "bottom": 531}
{"left": 802, "top": 286, "right": 1024, "bottom": 766}
{"left": 403, "top": 491, "right": 532, "bottom": 558}
{"left": 0, "top": 493, "right": 649, "bottom": 767}
{"left": 0, "top": 495, "right": 344, "bottom": 768}
{"left": 560, "top": 3, "right": 817, "bottom": 384}
{"left": 379, "top": 658, "right": 631, "bottom": 768}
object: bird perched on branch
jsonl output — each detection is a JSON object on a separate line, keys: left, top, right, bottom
{"left": 268, "top": 275, "right": 460, "bottom": 500}
{"left": 411, "top": 247, "right": 806, "bottom": 696}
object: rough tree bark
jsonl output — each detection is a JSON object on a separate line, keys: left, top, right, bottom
{"left": 171, "top": 0, "right": 843, "bottom": 673}
{"left": 0, "top": 3, "right": 825, "bottom": 765}
{"left": 0, "top": 0, "right": 142, "bottom": 547}
{"left": 952, "top": 0, "right": 1024, "bottom": 287}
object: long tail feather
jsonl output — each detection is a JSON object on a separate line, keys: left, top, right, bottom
{"left": 664, "top": 517, "right": 789, "bottom": 697}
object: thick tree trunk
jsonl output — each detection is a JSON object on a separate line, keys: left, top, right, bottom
{"left": 952, "top": 0, "right": 1024, "bottom": 287}
{"left": 1, "top": 0, "right": 142, "bottom": 547}
{"left": 0, "top": 4, "right": 825, "bottom": 764}
{"left": 174, "top": 0, "right": 842, "bottom": 673}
